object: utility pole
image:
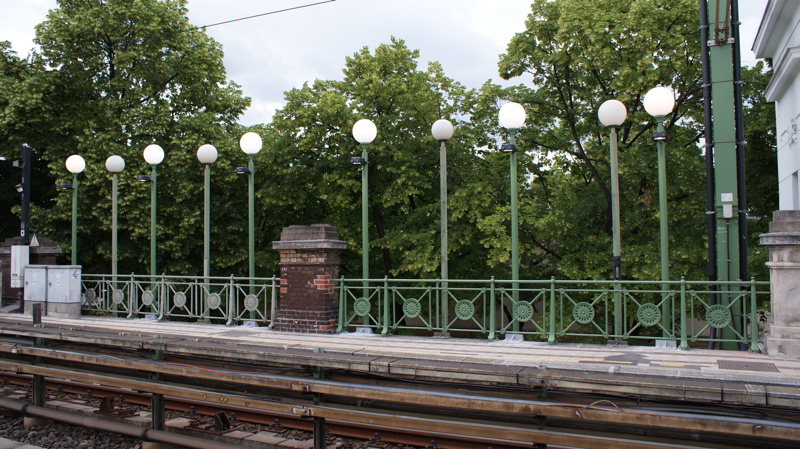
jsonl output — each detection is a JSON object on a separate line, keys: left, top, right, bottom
{"left": 19, "top": 144, "right": 32, "bottom": 246}
{"left": 700, "top": 0, "right": 748, "bottom": 349}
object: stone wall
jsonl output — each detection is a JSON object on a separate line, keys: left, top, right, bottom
{"left": 760, "top": 210, "right": 800, "bottom": 357}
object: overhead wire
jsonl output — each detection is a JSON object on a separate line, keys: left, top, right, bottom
{"left": 12, "top": 0, "right": 338, "bottom": 67}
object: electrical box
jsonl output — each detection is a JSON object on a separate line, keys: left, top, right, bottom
{"left": 46, "top": 266, "right": 81, "bottom": 304}
{"left": 23, "top": 265, "right": 82, "bottom": 319}
{"left": 23, "top": 266, "right": 47, "bottom": 301}
{"left": 722, "top": 204, "right": 734, "bottom": 218}
{"left": 10, "top": 245, "right": 29, "bottom": 288}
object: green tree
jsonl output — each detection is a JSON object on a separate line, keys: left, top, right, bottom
{"left": 15, "top": 0, "right": 250, "bottom": 275}
{"left": 262, "top": 38, "right": 503, "bottom": 280}
{"left": 0, "top": 42, "right": 56, "bottom": 242}
{"left": 741, "top": 61, "right": 777, "bottom": 281}
{"left": 488, "top": 0, "right": 711, "bottom": 281}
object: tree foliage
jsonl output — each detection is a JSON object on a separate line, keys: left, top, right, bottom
{"left": 488, "top": 0, "right": 720, "bottom": 281}
{"left": 260, "top": 38, "right": 506, "bottom": 279}
{"left": 2, "top": 0, "right": 250, "bottom": 275}
{"left": 0, "top": 0, "right": 777, "bottom": 287}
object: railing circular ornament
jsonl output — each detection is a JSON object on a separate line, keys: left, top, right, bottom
{"left": 112, "top": 289, "right": 124, "bottom": 305}
{"left": 572, "top": 302, "right": 595, "bottom": 325}
{"left": 141, "top": 290, "right": 154, "bottom": 306}
{"left": 85, "top": 289, "right": 96, "bottom": 304}
{"left": 354, "top": 298, "right": 371, "bottom": 317}
{"left": 513, "top": 301, "right": 534, "bottom": 322}
{"left": 173, "top": 291, "right": 187, "bottom": 309}
{"left": 637, "top": 303, "right": 661, "bottom": 327}
{"left": 244, "top": 294, "right": 259, "bottom": 312}
{"left": 454, "top": 300, "right": 475, "bottom": 321}
{"left": 706, "top": 305, "right": 731, "bottom": 329}
{"left": 207, "top": 293, "right": 221, "bottom": 310}
{"left": 402, "top": 298, "right": 421, "bottom": 318}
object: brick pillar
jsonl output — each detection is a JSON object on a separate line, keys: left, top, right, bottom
{"left": 760, "top": 210, "right": 800, "bottom": 357}
{"left": 272, "top": 225, "right": 346, "bottom": 333}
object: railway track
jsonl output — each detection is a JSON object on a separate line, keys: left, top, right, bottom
{"left": 2, "top": 371, "right": 527, "bottom": 449}
{"left": 0, "top": 325, "right": 799, "bottom": 449}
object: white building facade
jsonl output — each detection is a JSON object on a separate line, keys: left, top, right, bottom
{"left": 754, "top": 0, "right": 800, "bottom": 210}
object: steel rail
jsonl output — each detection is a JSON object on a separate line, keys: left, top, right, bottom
{"left": 3, "top": 344, "right": 799, "bottom": 442}
{"left": 0, "top": 359, "right": 752, "bottom": 449}
{"left": 0, "top": 397, "right": 247, "bottom": 449}
{"left": 1, "top": 371, "right": 533, "bottom": 449}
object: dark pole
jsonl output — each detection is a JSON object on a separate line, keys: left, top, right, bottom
{"left": 731, "top": 0, "right": 750, "bottom": 349}
{"left": 20, "top": 144, "right": 32, "bottom": 246}
{"left": 730, "top": 0, "right": 748, "bottom": 283}
{"left": 699, "top": 0, "right": 719, "bottom": 348}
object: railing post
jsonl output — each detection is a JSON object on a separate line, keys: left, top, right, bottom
{"left": 337, "top": 277, "right": 346, "bottom": 333}
{"left": 158, "top": 273, "right": 166, "bottom": 320}
{"left": 548, "top": 277, "right": 556, "bottom": 344}
{"left": 127, "top": 272, "right": 135, "bottom": 319}
{"left": 270, "top": 276, "right": 278, "bottom": 327}
{"left": 489, "top": 277, "right": 496, "bottom": 340}
{"left": 749, "top": 277, "right": 759, "bottom": 352}
{"left": 613, "top": 279, "right": 622, "bottom": 339}
{"left": 227, "top": 274, "right": 235, "bottom": 326}
{"left": 679, "top": 277, "right": 689, "bottom": 350}
{"left": 382, "top": 276, "right": 389, "bottom": 336}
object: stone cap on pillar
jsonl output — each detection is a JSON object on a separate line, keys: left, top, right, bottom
{"left": 272, "top": 224, "right": 347, "bottom": 250}
{"left": 760, "top": 210, "right": 800, "bottom": 246}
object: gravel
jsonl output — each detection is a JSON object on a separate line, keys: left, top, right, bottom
{"left": 0, "top": 416, "right": 148, "bottom": 449}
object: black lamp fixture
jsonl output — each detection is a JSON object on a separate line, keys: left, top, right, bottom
{"left": 651, "top": 130, "right": 668, "bottom": 142}
{"left": 499, "top": 143, "right": 518, "bottom": 153}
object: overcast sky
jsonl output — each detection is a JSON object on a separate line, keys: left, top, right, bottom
{"left": 2, "top": 0, "right": 770, "bottom": 126}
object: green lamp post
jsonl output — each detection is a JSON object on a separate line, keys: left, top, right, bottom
{"left": 432, "top": 118, "right": 454, "bottom": 329}
{"left": 498, "top": 102, "right": 527, "bottom": 331}
{"left": 105, "top": 155, "right": 125, "bottom": 281}
{"left": 643, "top": 86, "right": 676, "bottom": 337}
{"left": 65, "top": 155, "right": 86, "bottom": 265}
{"left": 142, "top": 144, "right": 164, "bottom": 282}
{"left": 352, "top": 119, "right": 377, "bottom": 290}
{"left": 196, "top": 144, "right": 218, "bottom": 282}
{"left": 238, "top": 132, "right": 262, "bottom": 318}
{"left": 197, "top": 144, "right": 217, "bottom": 321}
{"left": 598, "top": 99, "right": 628, "bottom": 338}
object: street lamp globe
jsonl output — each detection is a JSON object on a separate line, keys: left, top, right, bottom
{"left": 65, "top": 155, "right": 86, "bottom": 174}
{"left": 598, "top": 100, "right": 628, "bottom": 127}
{"left": 352, "top": 119, "right": 377, "bottom": 144}
{"left": 431, "top": 119, "right": 454, "bottom": 142}
{"left": 105, "top": 155, "right": 125, "bottom": 173}
{"left": 143, "top": 144, "right": 164, "bottom": 165}
{"left": 239, "top": 132, "right": 262, "bottom": 155}
{"left": 643, "top": 87, "right": 675, "bottom": 118}
{"left": 499, "top": 102, "right": 526, "bottom": 129}
{"left": 197, "top": 144, "right": 218, "bottom": 164}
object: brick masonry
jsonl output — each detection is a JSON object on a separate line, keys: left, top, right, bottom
{"left": 272, "top": 225, "right": 346, "bottom": 333}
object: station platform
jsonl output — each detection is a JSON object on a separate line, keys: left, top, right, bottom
{"left": 0, "top": 314, "right": 798, "bottom": 407}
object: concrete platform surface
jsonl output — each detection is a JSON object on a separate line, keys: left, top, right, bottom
{"left": 1, "top": 315, "right": 798, "bottom": 383}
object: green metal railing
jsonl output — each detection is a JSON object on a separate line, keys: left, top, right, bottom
{"left": 337, "top": 277, "right": 769, "bottom": 350}
{"left": 79, "top": 273, "right": 768, "bottom": 350}
{"left": 81, "top": 274, "right": 278, "bottom": 326}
